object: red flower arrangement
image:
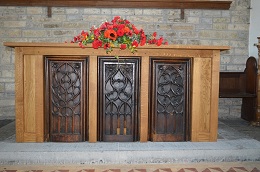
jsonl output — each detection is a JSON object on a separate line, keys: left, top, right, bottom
{"left": 71, "top": 16, "right": 168, "bottom": 56}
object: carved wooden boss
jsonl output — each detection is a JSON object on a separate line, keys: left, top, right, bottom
{"left": 4, "top": 42, "right": 229, "bottom": 143}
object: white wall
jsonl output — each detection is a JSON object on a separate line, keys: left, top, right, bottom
{"left": 249, "top": 0, "right": 260, "bottom": 59}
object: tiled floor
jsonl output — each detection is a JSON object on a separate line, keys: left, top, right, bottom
{"left": 0, "top": 162, "right": 260, "bottom": 172}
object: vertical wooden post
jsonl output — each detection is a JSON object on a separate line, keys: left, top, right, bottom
{"left": 140, "top": 56, "right": 149, "bottom": 142}
{"left": 88, "top": 55, "right": 98, "bottom": 142}
{"left": 15, "top": 48, "right": 24, "bottom": 142}
{"left": 210, "top": 50, "right": 220, "bottom": 141}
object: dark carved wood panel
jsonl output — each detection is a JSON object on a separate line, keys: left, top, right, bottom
{"left": 98, "top": 57, "right": 140, "bottom": 142}
{"left": 45, "top": 57, "right": 88, "bottom": 142}
{"left": 150, "top": 58, "right": 191, "bottom": 142}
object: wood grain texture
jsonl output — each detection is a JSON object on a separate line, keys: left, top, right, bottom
{"left": 88, "top": 55, "right": 98, "bottom": 142}
{"left": 210, "top": 50, "right": 220, "bottom": 141}
{"left": 23, "top": 55, "right": 44, "bottom": 142}
{"left": 24, "top": 55, "right": 36, "bottom": 134}
{"left": 15, "top": 48, "right": 24, "bottom": 142}
{"left": 191, "top": 58, "right": 212, "bottom": 141}
{"left": 140, "top": 56, "right": 149, "bottom": 142}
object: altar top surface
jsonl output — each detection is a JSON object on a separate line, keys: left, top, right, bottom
{"left": 4, "top": 42, "right": 230, "bottom": 51}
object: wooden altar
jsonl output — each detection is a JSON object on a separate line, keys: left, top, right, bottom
{"left": 4, "top": 42, "right": 229, "bottom": 142}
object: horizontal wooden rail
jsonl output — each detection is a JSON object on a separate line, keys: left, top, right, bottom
{"left": 0, "top": 0, "right": 232, "bottom": 9}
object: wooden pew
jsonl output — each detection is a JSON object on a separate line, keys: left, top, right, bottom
{"left": 219, "top": 56, "right": 258, "bottom": 121}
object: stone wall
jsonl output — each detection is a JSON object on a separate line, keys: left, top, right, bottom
{"left": 0, "top": 0, "right": 251, "bottom": 119}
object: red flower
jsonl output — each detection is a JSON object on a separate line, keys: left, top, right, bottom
{"left": 104, "top": 29, "right": 117, "bottom": 41}
{"left": 132, "top": 25, "right": 139, "bottom": 34}
{"left": 93, "top": 29, "right": 100, "bottom": 37}
{"left": 117, "top": 29, "right": 125, "bottom": 36}
{"left": 120, "top": 44, "right": 127, "bottom": 50}
{"left": 132, "top": 40, "right": 138, "bottom": 48}
{"left": 124, "top": 19, "right": 130, "bottom": 24}
{"left": 71, "top": 16, "right": 168, "bottom": 56}
{"left": 156, "top": 37, "right": 163, "bottom": 46}
{"left": 92, "top": 39, "right": 102, "bottom": 49}
{"left": 140, "top": 37, "right": 146, "bottom": 46}
{"left": 104, "top": 43, "right": 110, "bottom": 49}
{"left": 124, "top": 27, "right": 130, "bottom": 33}
{"left": 118, "top": 24, "right": 125, "bottom": 30}
{"left": 112, "top": 16, "right": 121, "bottom": 23}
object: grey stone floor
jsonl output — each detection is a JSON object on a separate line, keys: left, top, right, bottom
{"left": 0, "top": 118, "right": 259, "bottom": 165}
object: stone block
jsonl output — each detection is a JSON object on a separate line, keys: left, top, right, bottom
{"left": 27, "top": 7, "right": 43, "bottom": 15}
{"left": 22, "top": 30, "right": 48, "bottom": 37}
{"left": 203, "top": 10, "right": 221, "bottom": 17}
{"left": 221, "top": 56, "right": 231, "bottom": 64}
{"left": 128, "top": 16, "right": 159, "bottom": 23}
{"left": 66, "top": 8, "right": 80, "bottom": 14}
{"left": 188, "top": 10, "right": 202, "bottom": 17}
{"left": 212, "top": 40, "right": 229, "bottom": 46}
{"left": 228, "top": 24, "right": 249, "bottom": 31}
{"left": 52, "top": 7, "right": 66, "bottom": 15}
{"left": 231, "top": 16, "right": 250, "bottom": 24}
{"left": 4, "top": 21, "right": 26, "bottom": 28}
{"left": 213, "top": 18, "right": 230, "bottom": 23}
{"left": 0, "top": 83, "right": 4, "bottom": 92}
{"left": 0, "top": 106, "right": 15, "bottom": 118}
{"left": 186, "top": 17, "right": 200, "bottom": 24}
{"left": 187, "top": 40, "right": 200, "bottom": 45}
{"left": 134, "top": 9, "right": 143, "bottom": 15}
{"left": 5, "top": 83, "right": 14, "bottom": 92}
{"left": 230, "top": 106, "right": 242, "bottom": 118}
{"left": 172, "top": 25, "right": 194, "bottom": 31}
{"left": 83, "top": 8, "right": 101, "bottom": 14}
{"left": 0, "top": 99, "right": 15, "bottom": 107}
{"left": 234, "top": 48, "right": 249, "bottom": 56}
{"left": 2, "top": 70, "right": 14, "bottom": 78}
{"left": 196, "top": 24, "right": 212, "bottom": 30}
{"left": 67, "top": 15, "right": 83, "bottom": 21}
{"left": 112, "top": 9, "right": 135, "bottom": 15}
{"left": 227, "top": 65, "right": 245, "bottom": 71}
{"left": 101, "top": 9, "right": 112, "bottom": 15}
{"left": 201, "top": 18, "right": 213, "bottom": 24}
{"left": 179, "top": 31, "right": 197, "bottom": 38}
{"left": 43, "top": 23, "right": 61, "bottom": 28}
{"left": 52, "top": 30, "right": 75, "bottom": 36}
{"left": 143, "top": 9, "right": 163, "bottom": 15}
{"left": 199, "top": 40, "right": 212, "bottom": 45}
{"left": 156, "top": 24, "right": 172, "bottom": 30}
{"left": 230, "top": 40, "right": 247, "bottom": 48}
{"left": 213, "top": 23, "right": 228, "bottom": 30}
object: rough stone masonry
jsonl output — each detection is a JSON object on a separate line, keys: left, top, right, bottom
{"left": 0, "top": 0, "right": 251, "bottom": 119}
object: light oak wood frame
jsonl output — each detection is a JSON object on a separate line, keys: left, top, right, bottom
{"left": 4, "top": 42, "right": 229, "bottom": 142}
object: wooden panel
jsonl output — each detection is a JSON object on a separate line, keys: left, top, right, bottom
{"left": 88, "top": 55, "right": 98, "bottom": 142}
{"left": 210, "top": 50, "right": 220, "bottom": 141}
{"left": 98, "top": 57, "right": 140, "bottom": 142}
{"left": 0, "top": 0, "right": 232, "bottom": 9}
{"left": 23, "top": 55, "right": 44, "bottom": 142}
{"left": 150, "top": 58, "right": 191, "bottom": 142}
{"left": 140, "top": 56, "right": 149, "bottom": 142}
{"left": 24, "top": 55, "right": 36, "bottom": 133}
{"left": 45, "top": 57, "right": 88, "bottom": 142}
{"left": 15, "top": 48, "right": 24, "bottom": 142}
{"left": 191, "top": 57, "right": 212, "bottom": 141}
